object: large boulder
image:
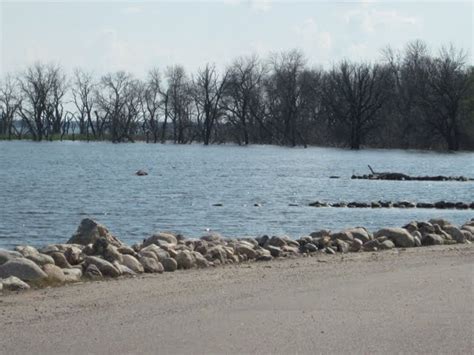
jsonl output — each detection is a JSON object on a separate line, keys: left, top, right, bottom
{"left": 49, "top": 252, "right": 72, "bottom": 269}
{"left": 0, "top": 258, "right": 48, "bottom": 282}
{"left": 235, "top": 244, "right": 258, "bottom": 259}
{"left": 67, "top": 218, "right": 123, "bottom": 247}
{"left": 374, "top": 228, "right": 415, "bottom": 248}
{"left": 442, "top": 226, "right": 466, "bottom": 243}
{"left": 162, "top": 257, "right": 178, "bottom": 272}
{"left": 0, "top": 249, "right": 23, "bottom": 265}
{"left": 422, "top": 234, "right": 444, "bottom": 246}
{"left": 27, "top": 253, "right": 54, "bottom": 266}
{"left": 350, "top": 238, "right": 363, "bottom": 252}
{"left": 142, "top": 232, "right": 178, "bottom": 247}
{"left": 330, "top": 231, "right": 353, "bottom": 242}
{"left": 345, "top": 227, "right": 372, "bottom": 243}
{"left": 139, "top": 256, "right": 164, "bottom": 273}
{"left": 1, "top": 276, "right": 30, "bottom": 291}
{"left": 84, "top": 264, "right": 102, "bottom": 279}
{"left": 42, "top": 264, "right": 66, "bottom": 284}
{"left": 84, "top": 256, "right": 120, "bottom": 277}
{"left": 175, "top": 251, "right": 195, "bottom": 269}
{"left": 121, "top": 254, "right": 144, "bottom": 273}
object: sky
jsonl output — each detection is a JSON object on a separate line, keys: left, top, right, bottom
{"left": 0, "top": 0, "right": 472, "bottom": 78}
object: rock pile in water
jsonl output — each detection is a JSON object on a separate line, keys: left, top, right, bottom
{"left": 308, "top": 200, "right": 474, "bottom": 209}
{"left": 1, "top": 217, "right": 473, "bottom": 293}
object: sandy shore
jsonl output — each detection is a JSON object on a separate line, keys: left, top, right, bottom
{"left": 1, "top": 244, "right": 473, "bottom": 354}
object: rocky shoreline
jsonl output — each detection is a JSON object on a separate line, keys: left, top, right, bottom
{"left": 1, "top": 217, "right": 473, "bottom": 293}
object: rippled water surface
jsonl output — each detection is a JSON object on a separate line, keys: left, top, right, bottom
{"left": 0, "top": 141, "right": 473, "bottom": 249}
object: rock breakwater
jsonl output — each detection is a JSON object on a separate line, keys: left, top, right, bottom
{"left": 1, "top": 217, "right": 473, "bottom": 293}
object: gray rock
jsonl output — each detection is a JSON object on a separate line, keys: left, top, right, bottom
{"left": 379, "top": 240, "right": 395, "bottom": 250}
{"left": 428, "top": 218, "right": 451, "bottom": 228}
{"left": 421, "top": 234, "right": 444, "bottom": 246}
{"left": 84, "top": 264, "right": 102, "bottom": 279}
{"left": 64, "top": 246, "right": 83, "bottom": 265}
{"left": 139, "top": 250, "right": 159, "bottom": 261}
{"left": 0, "top": 249, "right": 23, "bottom": 265}
{"left": 14, "top": 245, "right": 39, "bottom": 257}
{"left": 28, "top": 253, "right": 55, "bottom": 266}
{"left": 49, "top": 252, "right": 71, "bottom": 268}
{"left": 115, "top": 263, "right": 136, "bottom": 276}
{"left": 363, "top": 239, "right": 380, "bottom": 251}
{"left": 200, "top": 232, "right": 223, "bottom": 243}
{"left": 63, "top": 268, "right": 82, "bottom": 282}
{"left": 335, "top": 239, "right": 350, "bottom": 253}
{"left": 266, "top": 245, "right": 282, "bottom": 257}
{"left": 1, "top": 276, "right": 30, "bottom": 291}
{"left": 162, "top": 257, "right": 178, "bottom": 272}
{"left": 374, "top": 228, "right": 415, "bottom": 248}
{"left": 309, "top": 230, "right": 331, "bottom": 239}
{"left": 442, "top": 226, "right": 466, "bottom": 243}
{"left": 350, "top": 238, "right": 363, "bottom": 252}
{"left": 346, "top": 227, "right": 372, "bottom": 243}
{"left": 121, "top": 254, "right": 144, "bottom": 273}
{"left": 266, "top": 236, "right": 287, "bottom": 248}
{"left": 0, "top": 258, "right": 48, "bottom": 282}
{"left": 303, "top": 243, "right": 318, "bottom": 253}
{"left": 193, "top": 252, "right": 210, "bottom": 268}
{"left": 139, "top": 256, "right": 164, "bottom": 273}
{"left": 325, "top": 247, "right": 336, "bottom": 255}
{"left": 235, "top": 244, "right": 258, "bottom": 259}
{"left": 176, "top": 251, "right": 195, "bottom": 269}
{"left": 330, "top": 231, "right": 353, "bottom": 242}
{"left": 84, "top": 256, "right": 120, "bottom": 277}
{"left": 143, "top": 232, "right": 178, "bottom": 247}
{"left": 38, "top": 245, "right": 60, "bottom": 254}
{"left": 42, "top": 264, "right": 66, "bottom": 284}
{"left": 68, "top": 218, "right": 123, "bottom": 247}
{"left": 103, "top": 245, "right": 124, "bottom": 263}
{"left": 117, "top": 245, "right": 136, "bottom": 256}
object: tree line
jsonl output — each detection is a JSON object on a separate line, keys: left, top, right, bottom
{"left": 0, "top": 40, "right": 473, "bottom": 150}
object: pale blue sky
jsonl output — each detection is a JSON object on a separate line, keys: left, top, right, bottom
{"left": 1, "top": 0, "right": 472, "bottom": 77}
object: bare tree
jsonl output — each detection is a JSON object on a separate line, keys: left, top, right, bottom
{"left": 193, "top": 63, "right": 229, "bottom": 145}
{"left": 46, "top": 66, "right": 67, "bottom": 137}
{"left": 322, "top": 61, "right": 391, "bottom": 149}
{"left": 0, "top": 74, "right": 22, "bottom": 139}
{"left": 418, "top": 45, "right": 471, "bottom": 150}
{"left": 142, "top": 68, "right": 162, "bottom": 143}
{"left": 265, "top": 50, "right": 307, "bottom": 146}
{"left": 222, "top": 55, "right": 267, "bottom": 145}
{"left": 166, "top": 65, "right": 192, "bottom": 143}
{"left": 95, "top": 71, "right": 142, "bottom": 142}
{"left": 17, "top": 63, "right": 60, "bottom": 141}
{"left": 72, "top": 69, "right": 97, "bottom": 139}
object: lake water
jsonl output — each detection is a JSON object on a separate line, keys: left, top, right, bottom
{"left": 0, "top": 141, "right": 473, "bottom": 249}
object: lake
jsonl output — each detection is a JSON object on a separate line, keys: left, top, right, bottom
{"left": 0, "top": 141, "right": 473, "bottom": 249}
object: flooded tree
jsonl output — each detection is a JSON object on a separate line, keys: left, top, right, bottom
{"left": 166, "top": 65, "right": 193, "bottom": 144}
{"left": 95, "top": 71, "right": 142, "bottom": 143}
{"left": 322, "top": 61, "right": 391, "bottom": 150}
{"left": 17, "top": 63, "right": 64, "bottom": 141}
{"left": 193, "top": 64, "right": 229, "bottom": 145}
{"left": 418, "top": 46, "right": 471, "bottom": 151}
{"left": 0, "top": 75, "right": 21, "bottom": 139}
{"left": 265, "top": 50, "right": 307, "bottom": 146}
{"left": 222, "top": 55, "right": 267, "bottom": 145}
{"left": 72, "top": 69, "right": 97, "bottom": 139}
{"left": 142, "top": 68, "right": 162, "bottom": 143}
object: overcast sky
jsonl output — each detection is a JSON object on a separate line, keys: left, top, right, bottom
{"left": 1, "top": 0, "right": 472, "bottom": 77}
